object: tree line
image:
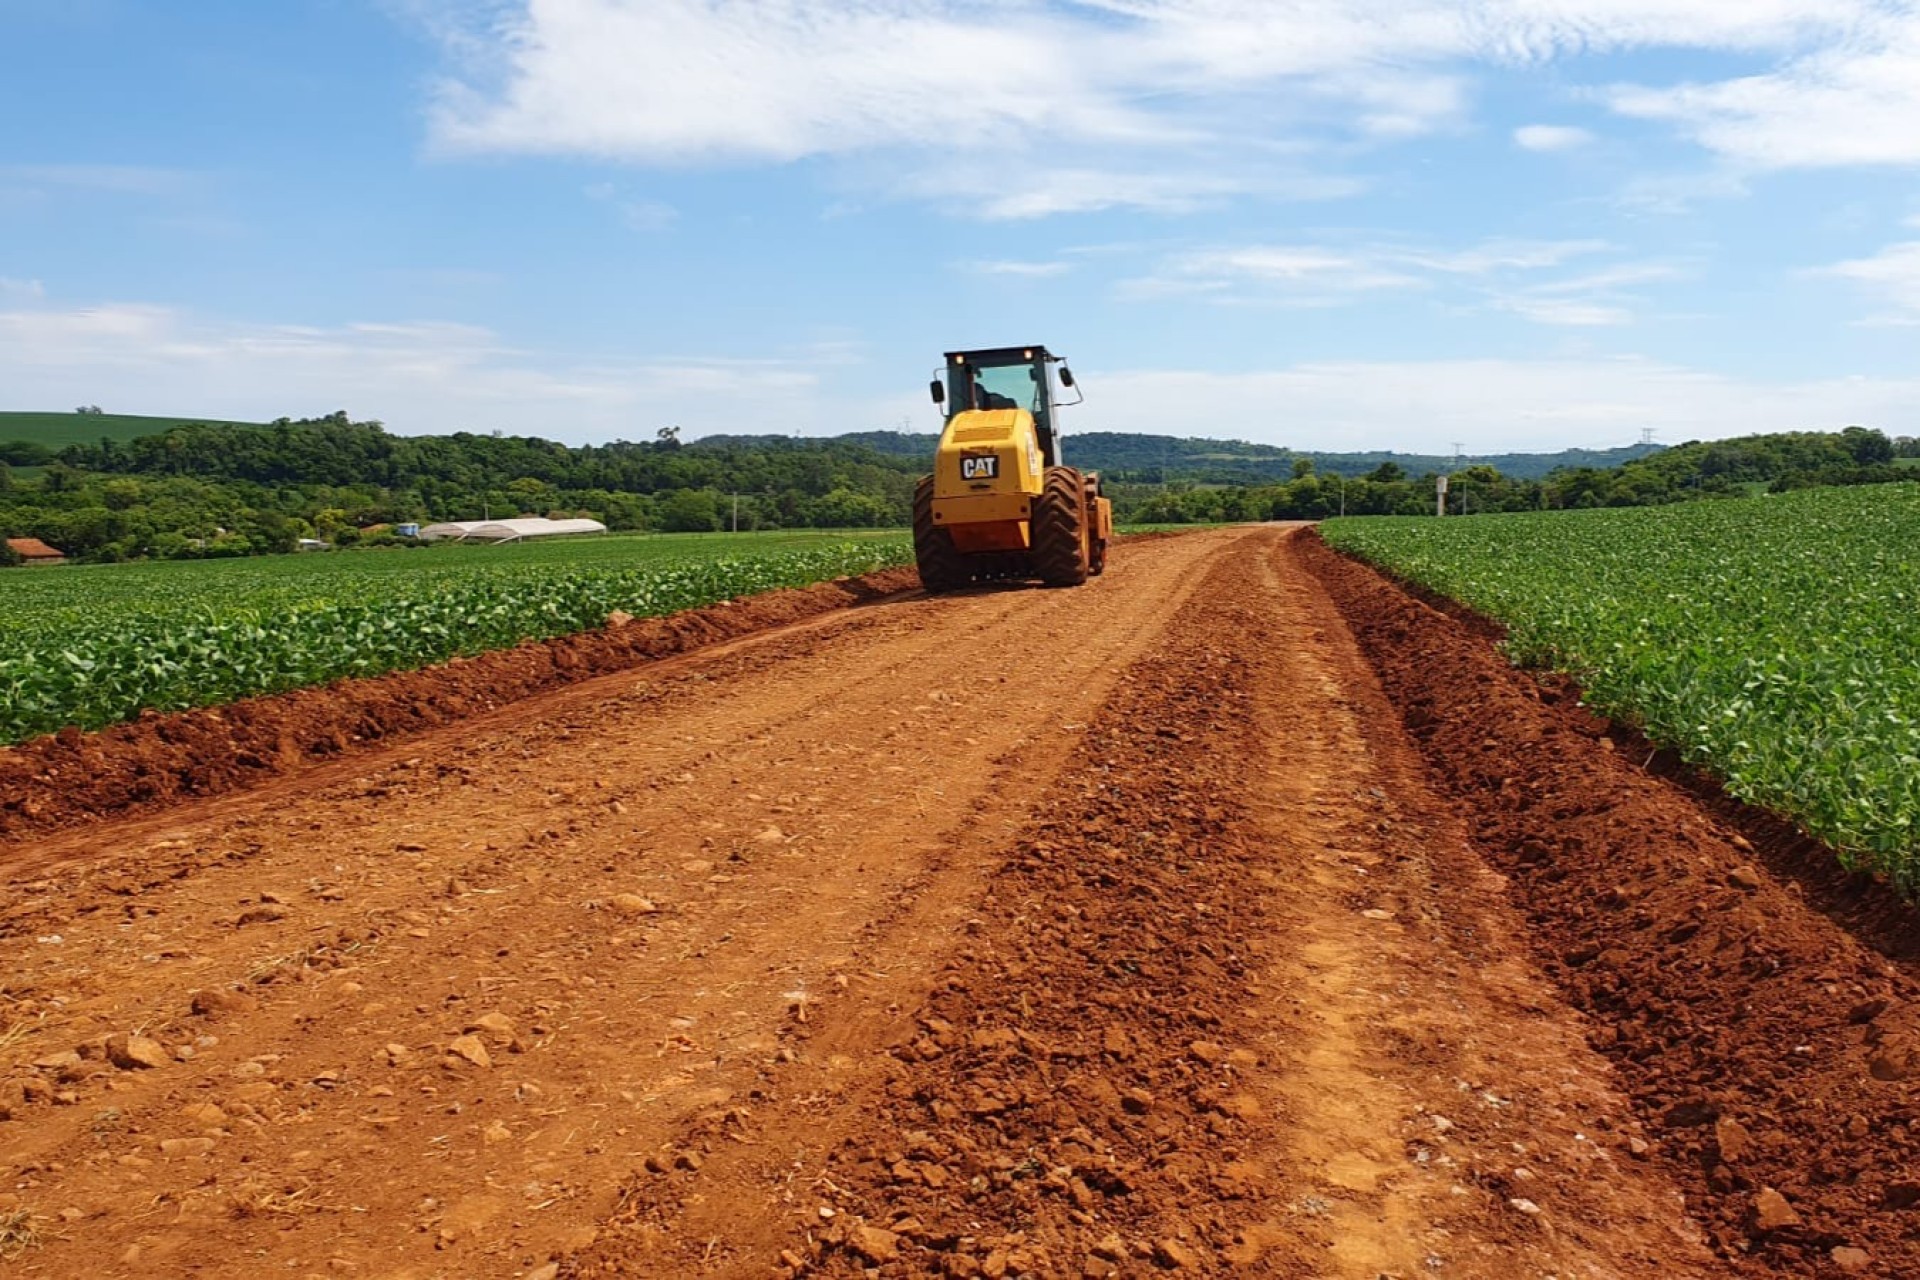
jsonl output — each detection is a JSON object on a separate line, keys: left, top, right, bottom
{"left": 0, "top": 413, "right": 1914, "bottom": 562}
{"left": 1124, "top": 427, "right": 1917, "bottom": 523}
{"left": 4, "top": 414, "right": 922, "bottom": 561}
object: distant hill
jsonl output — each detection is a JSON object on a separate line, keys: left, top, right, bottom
{"left": 8, "top": 411, "right": 1660, "bottom": 484}
{"left": 0, "top": 411, "right": 265, "bottom": 455}
{"left": 713, "top": 430, "right": 1664, "bottom": 482}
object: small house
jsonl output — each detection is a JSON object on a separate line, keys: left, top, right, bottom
{"left": 6, "top": 537, "right": 66, "bottom": 565}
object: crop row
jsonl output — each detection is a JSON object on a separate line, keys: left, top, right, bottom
{"left": 1323, "top": 485, "right": 1920, "bottom": 891}
{"left": 0, "top": 538, "right": 911, "bottom": 744}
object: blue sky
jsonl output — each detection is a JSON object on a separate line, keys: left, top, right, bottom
{"left": 4, "top": 0, "right": 1919, "bottom": 453}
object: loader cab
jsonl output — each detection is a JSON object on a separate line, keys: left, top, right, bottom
{"left": 936, "top": 346, "right": 1069, "bottom": 466}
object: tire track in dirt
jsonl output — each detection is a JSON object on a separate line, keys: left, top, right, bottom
{"left": 0, "top": 531, "right": 1239, "bottom": 1278}
{"left": 0, "top": 567, "right": 924, "bottom": 843}
{"left": 1304, "top": 529, "right": 1920, "bottom": 1277}
{"left": 560, "top": 528, "right": 1714, "bottom": 1279}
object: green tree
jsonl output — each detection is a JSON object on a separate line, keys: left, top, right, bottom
{"left": 1841, "top": 426, "right": 1894, "bottom": 465}
{"left": 658, "top": 488, "right": 721, "bottom": 532}
{"left": 808, "top": 487, "right": 893, "bottom": 528}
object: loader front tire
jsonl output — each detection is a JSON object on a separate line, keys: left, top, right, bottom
{"left": 1033, "top": 466, "right": 1090, "bottom": 588}
{"left": 912, "top": 475, "right": 968, "bottom": 593}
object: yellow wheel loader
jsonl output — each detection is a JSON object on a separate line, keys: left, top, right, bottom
{"left": 913, "top": 345, "right": 1113, "bottom": 592}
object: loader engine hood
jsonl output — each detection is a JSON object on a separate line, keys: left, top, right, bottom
{"left": 934, "top": 408, "right": 1044, "bottom": 502}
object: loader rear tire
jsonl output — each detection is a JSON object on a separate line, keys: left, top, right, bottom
{"left": 912, "top": 476, "right": 968, "bottom": 593}
{"left": 1033, "top": 466, "right": 1089, "bottom": 588}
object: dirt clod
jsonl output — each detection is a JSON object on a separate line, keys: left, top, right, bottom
{"left": 847, "top": 1224, "right": 900, "bottom": 1265}
{"left": 1714, "top": 1117, "right": 1752, "bottom": 1163}
{"left": 1152, "top": 1238, "right": 1201, "bottom": 1269}
{"left": 190, "top": 989, "right": 256, "bottom": 1020}
{"left": 445, "top": 1036, "right": 492, "bottom": 1070}
{"left": 1753, "top": 1188, "right": 1801, "bottom": 1233}
{"left": 104, "top": 1035, "right": 169, "bottom": 1071}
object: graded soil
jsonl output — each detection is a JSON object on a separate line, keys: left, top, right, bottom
{"left": 0, "top": 525, "right": 1907, "bottom": 1278}
{"left": 0, "top": 566, "right": 921, "bottom": 843}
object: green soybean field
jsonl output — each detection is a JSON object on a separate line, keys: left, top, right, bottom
{"left": 1323, "top": 485, "right": 1920, "bottom": 890}
{"left": 0, "top": 531, "right": 910, "bottom": 745}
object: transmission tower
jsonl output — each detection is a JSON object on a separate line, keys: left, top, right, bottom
{"left": 1639, "top": 427, "right": 1657, "bottom": 446}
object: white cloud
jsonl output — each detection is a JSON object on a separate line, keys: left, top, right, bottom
{"left": 408, "top": 0, "right": 1904, "bottom": 222}
{"left": 1117, "top": 236, "right": 1660, "bottom": 320}
{"left": 1083, "top": 357, "right": 1920, "bottom": 452}
{"left": 619, "top": 198, "right": 677, "bottom": 232}
{"left": 583, "top": 182, "right": 677, "bottom": 231}
{"left": 414, "top": 0, "right": 1905, "bottom": 215}
{"left": 1606, "top": 12, "right": 1920, "bottom": 169}
{"left": 0, "top": 301, "right": 827, "bottom": 442}
{"left": 1487, "top": 259, "right": 1684, "bottom": 325}
{"left": 1395, "top": 238, "right": 1608, "bottom": 273}
{"left": 427, "top": 1, "right": 1164, "bottom": 163}
{"left": 1115, "top": 245, "right": 1417, "bottom": 303}
{"left": 4, "top": 296, "right": 1914, "bottom": 451}
{"left": 0, "top": 278, "right": 45, "bottom": 301}
{"left": 901, "top": 165, "right": 1304, "bottom": 220}
{"left": 1612, "top": 166, "right": 1751, "bottom": 215}
{"left": 1819, "top": 240, "right": 1920, "bottom": 323}
{"left": 1513, "top": 123, "right": 1595, "bottom": 151}
{"left": 961, "top": 260, "right": 1071, "bottom": 278}
{"left": 1492, "top": 296, "right": 1632, "bottom": 325}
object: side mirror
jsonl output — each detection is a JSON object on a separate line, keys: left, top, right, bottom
{"left": 929, "top": 380, "right": 945, "bottom": 405}
{"left": 1059, "top": 366, "right": 1075, "bottom": 388}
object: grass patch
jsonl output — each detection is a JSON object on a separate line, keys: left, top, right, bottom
{"left": 0, "top": 1208, "right": 41, "bottom": 1260}
{"left": 0, "top": 411, "right": 263, "bottom": 451}
{"left": 0, "top": 1015, "right": 44, "bottom": 1053}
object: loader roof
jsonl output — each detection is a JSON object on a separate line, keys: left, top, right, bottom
{"left": 943, "top": 345, "right": 1057, "bottom": 366}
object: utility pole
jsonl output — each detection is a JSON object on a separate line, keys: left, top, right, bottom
{"left": 1338, "top": 472, "right": 1346, "bottom": 517}
{"left": 1435, "top": 473, "right": 1449, "bottom": 517}
{"left": 731, "top": 493, "right": 739, "bottom": 534}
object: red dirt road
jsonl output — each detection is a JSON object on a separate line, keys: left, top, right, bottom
{"left": 0, "top": 526, "right": 1903, "bottom": 1277}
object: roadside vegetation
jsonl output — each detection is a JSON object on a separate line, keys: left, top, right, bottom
{"left": 1323, "top": 485, "right": 1920, "bottom": 889}
{"left": 0, "top": 532, "right": 909, "bottom": 744}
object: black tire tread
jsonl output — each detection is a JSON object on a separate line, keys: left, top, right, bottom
{"left": 1033, "top": 466, "right": 1089, "bottom": 587}
{"left": 912, "top": 475, "right": 969, "bottom": 592}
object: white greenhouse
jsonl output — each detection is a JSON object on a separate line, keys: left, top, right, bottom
{"left": 417, "top": 518, "right": 608, "bottom": 543}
